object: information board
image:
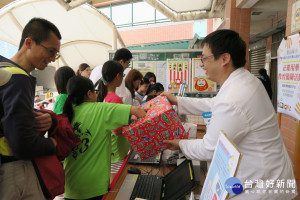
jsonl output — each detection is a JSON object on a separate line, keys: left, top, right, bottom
{"left": 201, "top": 131, "right": 242, "bottom": 200}
{"left": 277, "top": 33, "right": 300, "bottom": 120}
{"left": 192, "top": 58, "right": 217, "bottom": 92}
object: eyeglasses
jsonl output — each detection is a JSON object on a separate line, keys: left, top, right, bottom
{"left": 38, "top": 43, "right": 60, "bottom": 60}
{"left": 126, "top": 60, "right": 131, "bottom": 67}
{"left": 119, "top": 73, "right": 125, "bottom": 78}
{"left": 200, "top": 55, "right": 214, "bottom": 64}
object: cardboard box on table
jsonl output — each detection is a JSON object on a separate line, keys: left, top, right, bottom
{"left": 122, "top": 96, "right": 188, "bottom": 160}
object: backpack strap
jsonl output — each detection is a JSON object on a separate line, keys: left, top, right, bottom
{"left": 0, "top": 62, "right": 28, "bottom": 76}
{"left": 0, "top": 62, "right": 27, "bottom": 156}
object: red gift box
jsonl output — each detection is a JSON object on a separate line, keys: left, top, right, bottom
{"left": 122, "top": 96, "right": 188, "bottom": 160}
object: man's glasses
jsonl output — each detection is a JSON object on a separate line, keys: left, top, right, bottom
{"left": 38, "top": 43, "right": 60, "bottom": 60}
{"left": 200, "top": 55, "right": 214, "bottom": 64}
{"left": 125, "top": 60, "right": 131, "bottom": 67}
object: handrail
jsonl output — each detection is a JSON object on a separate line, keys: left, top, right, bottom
{"left": 34, "top": 96, "right": 55, "bottom": 107}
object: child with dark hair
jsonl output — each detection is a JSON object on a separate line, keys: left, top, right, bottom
{"left": 144, "top": 83, "right": 164, "bottom": 103}
{"left": 53, "top": 66, "right": 75, "bottom": 114}
{"left": 144, "top": 72, "right": 156, "bottom": 83}
{"left": 96, "top": 60, "right": 124, "bottom": 102}
{"left": 90, "top": 48, "right": 132, "bottom": 102}
{"left": 62, "top": 76, "right": 146, "bottom": 200}
{"left": 34, "top": 95, "right": 40, "bottom": 103}
{"left": 134, "top": 78, "right": 150, "bottom": 105}
{"left": 95, "top": 60, "right": 129, "bottom": 183}
{"left": 146, "top": 95, "right": 157, "bottom": 102}
{"left": 144, "top": 72, "right": 156, "bottom": 95}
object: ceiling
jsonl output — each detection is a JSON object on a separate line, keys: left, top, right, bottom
{"left": 159, "top": 0, "right": 212, "bottom": 12}
{"left": 245, "top": 0, "right": 288, "bottom": 39}
{"left": 0, "top": 0, "right": 288, "bottom": 52}
{"left": 143, "top": 0, "right": 287, "bottom": 39}
{"left": 93, "top": 0, "right": 288, "bottom": 38}
{"left": 0, "top": 0, "right": 15, "bottom": 8}
{"left": 0, "top": 0, "right": 125, "bottom": 70}
{"left": 70, "top": 0, "right": 288, "bottom": 38}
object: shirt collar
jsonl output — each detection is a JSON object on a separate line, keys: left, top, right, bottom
{"left": 218, "top": 67, "right": 245, "bottom": 94}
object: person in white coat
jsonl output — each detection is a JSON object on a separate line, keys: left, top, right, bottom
{"left": 163, "top": 29, "right": 297, "bottom": 200}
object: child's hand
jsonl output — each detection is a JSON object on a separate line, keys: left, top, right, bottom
{"left": 142, "top": 103, "right": 152, "bottom": 112}
{"left": 160, "top": 92, "right": 178, "bottom": 105}
{"left": 135, "top": 97, "right": 141, "bottom": 103}
{"left": 131, "top": 115, "right": 138, "bottom": 120}
{"left": 130, "top": 106, "right": 146, "bottom": 118}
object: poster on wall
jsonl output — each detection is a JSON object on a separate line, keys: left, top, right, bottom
{"left": 133, "top": 61, "right": 156, "bottom": 75}
{"left": 166, "top": 59, "right": 190, "bottom": 93}
{"left": 156, "top": 61, "right": 168, "bottom": 92}
{"left": 132, "top": 61, "right": 167, "bottom": 91}
{"left": 277, "top": 33, "right": 300, "bottom": 120}
{"left": 192, "top": 58, "right": 217, "bottom": 92}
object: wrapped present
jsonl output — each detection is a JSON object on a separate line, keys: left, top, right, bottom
{"left": 122, "top": 96, "right": 188, "bottom": 160}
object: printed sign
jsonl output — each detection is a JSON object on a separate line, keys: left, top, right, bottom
{"left": 192, "top": 58, "right": 216, "bottom": 92}
{"left": 277, "top": 33, "right": 300, "bottom": 119}
{"left": 201, "top": 131, "right": 242, "bottom": 200}
{"left": 166, "top": 59, "right": 191, "bottom": 93}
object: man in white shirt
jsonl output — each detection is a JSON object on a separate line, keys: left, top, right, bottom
{"left": 90, "top": 48, "right": 132, "bottom": 101}
{"left": 163, "top": 29, "right": 297, "bottom": 199}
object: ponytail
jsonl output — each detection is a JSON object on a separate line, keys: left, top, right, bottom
{"left": 63, "top": 76, "right": 95, "bottom": 123}
{"left": 97, "top": 79, "right": 107, "bottom": 102}
{"left": 97, "top": 60, "right": 123, "bottom": 102}
{"left": 63, "top": 95, "right": 74, "bottom": 123}
{"left": 76, "top": 69, "right": 80, "bottom": 76}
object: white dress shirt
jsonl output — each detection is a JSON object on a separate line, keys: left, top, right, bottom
{"left": 116, "top": 79, "right": 128, "bottom": 103}
{"left": 178, "top": 68, "right": 297, "bottom": 199}
{"left": 90, "top": 65, "right": 103, "bottom": 85}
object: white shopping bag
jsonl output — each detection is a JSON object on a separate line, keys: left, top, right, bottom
{"left": 182, "top": 122, "right": 197, "bottom": 139}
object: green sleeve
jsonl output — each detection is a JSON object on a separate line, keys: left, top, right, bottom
{"left": 101, "top": 103, "right": 131, "bottom": 130}
{"left": 53, "top": 94, "right": 68, "bottom": 114}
